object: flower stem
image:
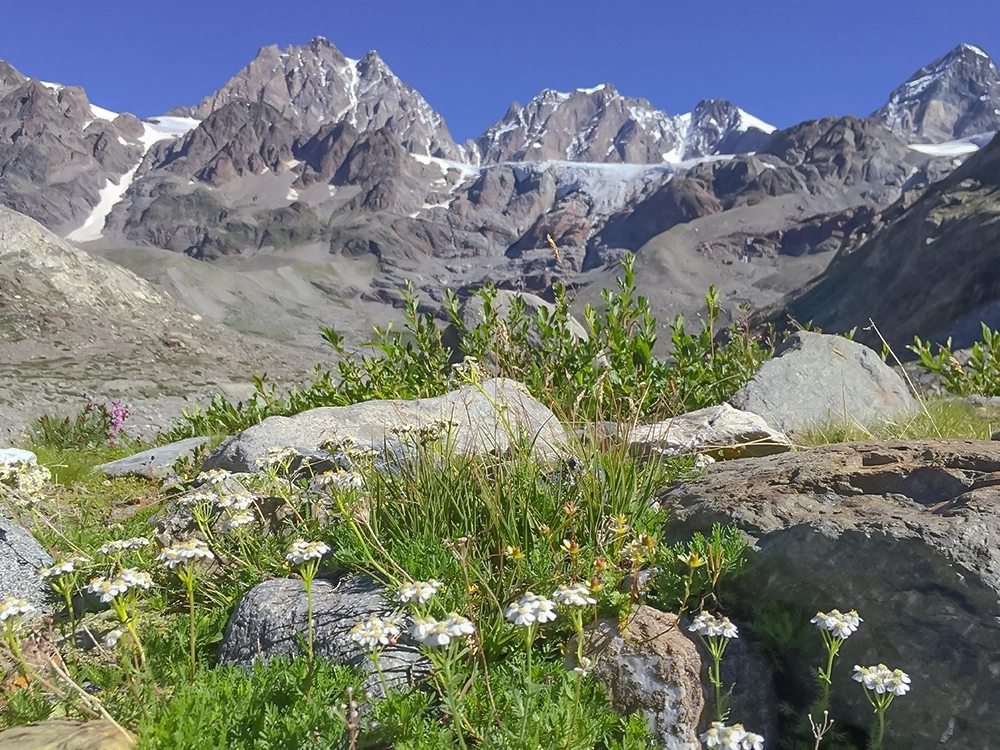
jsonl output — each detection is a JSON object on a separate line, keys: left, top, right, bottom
{"left": 186, "top": 571, "right": 197, "bottom": 681}
{"left": 564, "top": 670, "right": 583, "bottom": 750}
{"left": 871, "top": 707, "right": 886, "bottom": 750}
{"left": 438, "top": 649, "right": 468, "bottom": 750}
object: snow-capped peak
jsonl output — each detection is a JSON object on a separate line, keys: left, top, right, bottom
{"left": 873, "top": 43, "right": 1000, "bottom": 143}
{"left": 473, "top": 85, "right": 773, "bottom": 166}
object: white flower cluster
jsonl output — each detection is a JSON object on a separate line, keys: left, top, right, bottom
{"left": 103, "top": 628, "right": 125, "bottom": 648}
{"left": 312, "top": 470, "right": 364, "bottom": 491}
{"left": 119, "top": 569, "right": 154, "bottom": 590}
{"left": 86, "top": 569, "right": 154, "bottom": 602}
{"left": 694, "top": 454, "right": 717, "bottom": 469}
{"left": 0, "top": 595, "right": 35, "bottom": 622}
{"left": 700, "top": 722, "right": 764, "bottom": 749}
{"left": 504, "top": 593, "right": 558, "bottom": 627}
{"left": 398, "top": 580, "right": 443, "bottom": 605}
{"left": 853, "top": 664, "right": 911, "bottom": 696}
{"left": 552, "top": 583, "right": 596, "bottom": 608}
{"left": 97, "top": 537, "right": 149, "bottom": 556}
{"left": 349, "top": 615, "right": 403, "bottom": 650}
{"left": 285, "top": 539, "right": 330, "bottom": 566}
{"left": 1, "top": 461, "right": 50, "bottom": 497}
{"left": 39, "top": 557, "right": 86, "bottom": 579}
{"left": 157, "top": 539, "right": 215, "bottom": 569}
{"left": 811, "top": 609, "right": 862, "bottom": 639}
{"left": 196, "top": 469, "right": 232, "bottom": 486}
{"left": 689, "top": 612, "right": 739, "bottom": 639}
{"left": 260, "top": 446, "right": 301, "bottom": 469}
{"left": 409, "top": 613, "right": 475, "bottom": 647}
{"left": 175, "top": 490, "right": 217, "bottom": 508}
{"left": 217, "top": 492, "right": 254, "bottom": 511}
{"left": 219, "top": 511, "right": 255, "bottom": 533}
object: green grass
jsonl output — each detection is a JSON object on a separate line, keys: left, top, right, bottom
{"left": 5, "top": 416, "right": 743, "bottom": 749}
{"left": 798, "top": 397, "right": 997, "bottom": 446}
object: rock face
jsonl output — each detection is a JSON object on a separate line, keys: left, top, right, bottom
{"left": 624, "top": 404, "right": 791, "bottom": 460}
{"left": 184, "top": 37, "right": 461, "bottom": 160}
{"left": 218, "top": 576, "right": 423, "bottom": 691}
{"left": 0, "top": 205, "right": 318, "bottom": 446}
{"left": 659, "top": 439, "right": 1000, "bottom": 750}
{"left": 0, "top": 518, "right": 52, "bottom": 610}
{"left": 781, "top": 132, "right": 1000, "bottom": 351}
{"left": 584, "top": 607, "right": 705, "bottom": 749}
{"left": 0, "top": 40, "right": 996, "bottom": 369}
{"left": 0, "top": 719, "right": 134, "bottom": 750}
{"left": 203, "top": 378, "right": 567, "bottom": 473}
{"left": 729, "top": 332, "right": 917, "bottom": 435}
{"left": 872, "top": 43, "right": 1000, "bottom": 143}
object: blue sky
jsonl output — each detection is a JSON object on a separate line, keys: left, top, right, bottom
{"left": 3, "top": 0, "right": 997, "bottom": 142}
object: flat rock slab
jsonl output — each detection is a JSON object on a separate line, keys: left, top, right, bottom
{"left": 204, "top": 378, "right": 567, "bottom": 473}
{"left": 730, "top": 331, "right": 917, "bottom": 435}
{"left": 659, "top": 439, "right": 1000, "bottom": 749}
{"left": 0, "top": 719, "right": 134, "bottom": 749}
{"left": 219, "top": 576, "right": 425, "bottom": 692}
{"left": 95, "top": 437, "right": 211, "bottom": 479}
{"left": 625, "top": 403, "right": 791, "bottom": 460}
{"left": 0, "top": 518, "right": 52, "bottom": 610}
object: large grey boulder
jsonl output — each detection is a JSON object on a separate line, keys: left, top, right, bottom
{"left": 729, "top": 332, "right": 917, "bottom": 435}
{"left": 95, "top": 437, "right": 211, "bottom": 479}
{"left": 203, "top": 378, "right": 567, "bottom": 473}
{"left": 625, "top": 403, "right": 791, "bottom": 460}
{"left": 218, "top": 576, "right": 423, "bottom": 692}
{"left": 0, "top": 518, "right": 52, "bottom": 611}
{"left": 659, "top": 439, "right": 1000, "bottom": 749}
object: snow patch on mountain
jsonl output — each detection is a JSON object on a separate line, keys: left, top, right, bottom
{"left": 66, "top": 165, "right": 139, "bottom": 242}
{"left": 737, "top": 109, "right": 775, "bottom": 134}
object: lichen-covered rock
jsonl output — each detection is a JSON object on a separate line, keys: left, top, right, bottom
{"left": 218, "top": 575, "right": 424, "bottom": 693}
{"left": 584, "top": 607, "right": 705, "bottom": 749}
{"left": 0, "top": 518, "right": 51, "bottom": 611}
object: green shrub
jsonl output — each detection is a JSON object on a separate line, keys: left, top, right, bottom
{"left": 910, "top": 323, "right": 1000, "bottom": 396}
{"left": 27, "top": 400, "right": 139, "bottom": 451}
{"left": 166, "top": 255, "right": 773, "bottom": 440}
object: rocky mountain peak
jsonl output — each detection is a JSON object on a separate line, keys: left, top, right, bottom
{"left": 470, "top": 84, "right": 686, "bottom": 165}
{"left": 470, "top": 85, "right": 773, "bottom": 166}
{"left": 185, "top": 38, "right": 461, "bottom": 159}
{"left": 872, "top": 43, "right": 1000, "bottom": 143}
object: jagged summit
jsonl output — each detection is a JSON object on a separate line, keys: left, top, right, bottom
{"left": 183, "top": 37, "right": 462, "bottom": 159}
{"left": 469, "top": 83, "right": 773, "bottom": 165}
{"left": 872, "top": 42, "right": 1000, "bottom": 143}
